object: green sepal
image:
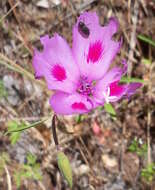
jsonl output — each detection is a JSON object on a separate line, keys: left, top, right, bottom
{"left": 57, "top": 151, "right": 72, "bottom": 188}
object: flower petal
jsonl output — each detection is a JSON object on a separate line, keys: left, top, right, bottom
{"left": 94, "top": 60, "right": 141, "bottom": 103}
{"left": 33, "top": 34, "right": 80, "bottom": 93}
{"left": 32, "top": 49, "right": 45, "bottom": 79}
{"left": 125, "top": 83, "right": 142, "bottom": 97}
{"left": 109, "top": 81, "right": 125, "bottom": 96}
{"left": 109, "top": 82, "right": 142, "bottom": 101}
{"left": 94, "top": 66, "right": 124, "bottom": 101}
{"left": 72, "top": 12, "right": 121, "bottom": 80}
{"left": 50, "top": 92, "right": 93, "bottom": 115}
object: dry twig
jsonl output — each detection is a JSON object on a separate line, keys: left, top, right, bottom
{"left": 8, "top": 0, "right": 33, "bottom": 55}
{"left": 0, "top": 1, "right": 19, "bottom": 22}
{"left": 147, "top": 46, "right": 153, "bottom": 165}
{"left": 0, "top": 53, "right": 49, "bottom": 92}
{"left": 127, "top": 0, "right": 139, "bottom": 75}
{"left": 4, "top": 165, "right": 12, "bottom": 190}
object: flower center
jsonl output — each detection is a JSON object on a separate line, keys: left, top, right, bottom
{"left": 77, "top": 76, "right": 95, "bottom": 96}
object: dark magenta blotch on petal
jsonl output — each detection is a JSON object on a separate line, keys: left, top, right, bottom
{"left": 52, "top": 64, "right": 67, "bottom": 81}
{"left": 110, "top": 81, "right": 124, "bottom": 96}
{"left": 72, "top": 102, "right": 87, "bottom": 110}
{"left": 87, "top": 41, "right": 103, "bottom": 63}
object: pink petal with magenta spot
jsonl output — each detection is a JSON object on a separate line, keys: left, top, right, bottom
{"left": 52, "top": 64, "right": 66, "bottom": 81}
{"left": 94, "top": 59, "right": 141, "bottom": 103}
{"left": 33, "top": 34, "right": 80, "bottom": 93}
{"left": 50, "top": 92, "right": 92, "bottom": 115}
{"left": 72, "top": 12, "right": 121, "bottom": 80}
{"left": 87, "top": 41, "right": 103, "bottom": 63}
{"left": 109, "top": 81, "right": 125, "bottom": 96}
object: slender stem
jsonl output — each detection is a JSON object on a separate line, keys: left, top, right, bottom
{"left": 5, "top": 118, "right": 49, "bottom": 135}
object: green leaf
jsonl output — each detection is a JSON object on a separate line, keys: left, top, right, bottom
{"left": 22, "top": 171, "right": 32, "bottom": 178}
{"left": 142, "top": 58, "right": 152, "bottom": 65}
{"left": 7, "top": 121, "right": 22, "bottom": 144}
{"left": 33, "top": 172, "right": 42, "bottom": 181}
{"left": 26, "top": 153, "right": 36, "bottom": 166}
{"left": 13, "top": 153, "right": 42, "bottom": 188}
{"left": 14, "top": 172, "right": 22, "bottom": 188}
{"left": 128, "top": 144, "right": 136, "bottom": 152}
{"left": 128, "top": 138, "right": 147, "bottom": 157}
{"left": 7, "top": 121, "right": 18, "bottom": 130}
{"left": 32, "top": 165, "right": 42, "bottom": 180}
{"left": 57, "top": 152, "right": 72, "bottom": 188}
{"left": 120, "top": 77, "right": 144, "bottom": 83}
{"left": 137, "top": 143, "right": 147, "bottom": 157}
{"left": 104, "top": 103, "right": 116, "bottom": 117}
{"left": 138, "top": 35, "right": 155, "bottom": 47}
{"left": 10, "top": 132, "right": 21, "bottom": 145}
{"left": 22, "top": 165, "right": 31, "bottom": 171}
{"left": 128, "top": 138, "right": 138, "bottom": 152}
{"left": 0, "top": 80, "right": 7, "bottom": 98}
{"left": 141, "top": 163, "right": 155, "bottom": 182}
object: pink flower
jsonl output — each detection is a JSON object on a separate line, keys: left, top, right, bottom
{"left": 33, "top": 12, "right": 141, "bottom": 115}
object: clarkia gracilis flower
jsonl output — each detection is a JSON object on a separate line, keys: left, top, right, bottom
{"left": 33, "top": 12, "right": 141, "bottom": 115}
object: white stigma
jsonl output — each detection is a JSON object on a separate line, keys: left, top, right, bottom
{"left": 103, "top": 87, "right": 117, "bottom": 103}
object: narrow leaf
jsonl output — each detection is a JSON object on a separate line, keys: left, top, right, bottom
{"left": 138, "top": 35, "right": 155, "bottom": 47}
{"left": 5, "top": 118, "right": 48, "bottom": 135}
{"left": 120, "top": 77, "right": 144, "bottom": 83}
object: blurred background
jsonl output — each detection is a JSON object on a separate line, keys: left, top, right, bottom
{"left": 0, "top": 0, "right": 155, "bottom": 189}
